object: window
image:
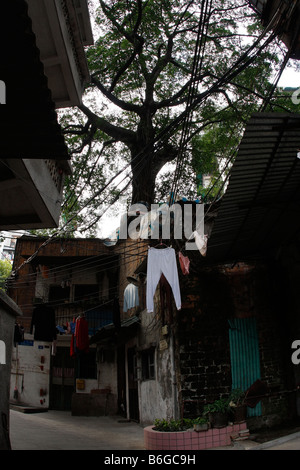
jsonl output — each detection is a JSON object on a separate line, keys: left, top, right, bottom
{"left": 141, "top": 349, "right": 155, "bottom": 380}
{"left": 49, "top": 285, "right": 70, "bottom": 305}
{"left": 74, "top": 284, "right": 99, "bottom": 303}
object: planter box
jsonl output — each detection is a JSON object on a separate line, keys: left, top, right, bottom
{"left": 144, "top": 422, "right": 248, "bottom": 450}
{"left": 208, "top": 411, "right": 228, "bottom": 428}
{"left": 193, "top": 423, "right": 209, "bottom": 432}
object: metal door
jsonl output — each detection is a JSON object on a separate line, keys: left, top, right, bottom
{"left": 228, "top": 317, "right": 262, "bottom": 417}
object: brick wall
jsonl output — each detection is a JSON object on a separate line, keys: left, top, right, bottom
{"left": 176, "top": 268, "right": 232, "bottom": 418}
{"left": 175, "top": 262, "right": 295, "bottom": 426}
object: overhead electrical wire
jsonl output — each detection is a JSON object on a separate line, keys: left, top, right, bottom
{"left": 8, "top": 239, "right": 149, "bottom": 288}
{"left": 169, "top": 0, "right": 292, "bottom": 216}
{"left": 170, "top": 0, "right": 213, "bottom": 203}
{"left": 9, "top": 0, "right": 290, "bottom": 278}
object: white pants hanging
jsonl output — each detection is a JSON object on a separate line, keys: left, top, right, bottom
{"left": 146, "top": 247, "right": 181, "bottom": 312}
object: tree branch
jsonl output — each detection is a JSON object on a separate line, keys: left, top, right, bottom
{"left": 91, "top": 75, "right": 142, "bottom": 114}
{"left": 78, "top": 102, "right": 136, "bottom": 144}
{"left": 105, "top": 0, "right": 145, "bottom": 91}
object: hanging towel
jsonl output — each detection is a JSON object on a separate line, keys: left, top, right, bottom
{"left": 123, "top": 283, "right": 139, "bottom": 312}
{"left": 193, "top": 232, "right": 208, "bottom": 256}
{"left": 146, "top": 247, "right": 181, "bottom": 312}
{"left": 178, "top": 252, "right": 190, "bottom": 275}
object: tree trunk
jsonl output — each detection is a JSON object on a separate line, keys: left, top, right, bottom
{"left": 131, "top": 148, "right": 156, "bottom": 205}
{"left": 130, "top": 110, "right": 157, "bottom": 205}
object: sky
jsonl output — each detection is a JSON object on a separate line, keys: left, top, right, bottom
{"left": 97, "top": 62, "right": 300, "bottom": 239}
{"left": 97, "top": 63, "right": 300, "bottom": 239}
{"left": 278, "top": 66, "right": 300, "bottom": 88}
{"left": 87, "top": 0, "right": 300, "bottom": 239}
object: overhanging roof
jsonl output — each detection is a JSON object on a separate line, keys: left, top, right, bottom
{"left": 26, "top": 0, "right": 94, "bottom": 108}
{"left": 0, "top": 1, "right": 69, "bottom": 159}
{"left": 248, "top": 0, "right": 300, "bottom": 60}
{"left": 206, "top": 113, "right": 300, "bottom": 263}
{"left": 90, "top": 316, "right": 140, "bottom": 345}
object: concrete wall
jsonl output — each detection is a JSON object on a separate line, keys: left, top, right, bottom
{"left": 0, "top": 291, "right": 22, "bottom": 450}
{"left": 10, "top": 334, "right": 51, "bottom": 409}
{"left": 133, "top": 309, "right": 179, "bottom": 426}
{"left": 72, "top": 348, "right": 118, "bottom": 416}
{"left": 138, "top": 337, "right": 177, "bottom": 425}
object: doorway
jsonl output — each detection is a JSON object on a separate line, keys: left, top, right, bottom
{"left": 127, "top": 347, "right": 139, "bottom": 422}
{"left": 228, "top": 317, "right": 262, "bottom": 417}
{"left": 50, "top": 347, "right": 75, "bottom": 410}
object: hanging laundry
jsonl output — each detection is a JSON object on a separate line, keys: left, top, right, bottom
{"left": 75, "top": 315, "right": 89, "bottom": 353}
{"left": 123, "top": 283, "right": 139, "bottom": 312}
{"left": 30, "top": 303, "right": 57, "bottom": 342}
{"left": 178, "top": 252, "right": 190, "bottom": 275}
{"left": 193, "top": 232, "right": 208, "bottom": 256}
{"left": 146, "top": 247, "right": 181, "bottom": 313}
{"left": 66, "top": 319, "right": 76, "bottom": 334}
{"left": 13, "top": 322, "right": 24, "bottom": 346}
{"left": 70, "top": 333, "right": 76, "bottom": 358}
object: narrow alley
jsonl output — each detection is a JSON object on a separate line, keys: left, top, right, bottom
{"left": 9, "top": 408, "right": 300, "bottom": 451}
{"left": 9, "top": 408, "right": 145, "bottom": 451}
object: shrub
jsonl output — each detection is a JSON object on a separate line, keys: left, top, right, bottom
{"left": 193, "top": 416, "right": 208, "bottom": 425}
{"left": 153, "top": 418, "right": 193, "bottom": 432}
{"left": 203, "top": 397, "right": 230, "bottom": 415}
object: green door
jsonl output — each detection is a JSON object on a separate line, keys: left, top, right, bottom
{"left": 228, "top": 317, "right": 262, "bottom": 417}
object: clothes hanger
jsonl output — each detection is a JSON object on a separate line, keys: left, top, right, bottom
{"left": 154, "top": 239, "right": 168, "bottom": 248}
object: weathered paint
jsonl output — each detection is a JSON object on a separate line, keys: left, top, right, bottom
{"left": 228, "top": 317, "right": 262, "bottom": 417}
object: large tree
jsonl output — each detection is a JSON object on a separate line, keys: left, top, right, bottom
{"left": 61, "top": 0, "right": 292, "bottom": 235}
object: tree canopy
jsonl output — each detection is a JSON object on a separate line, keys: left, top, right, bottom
{"left": 59, "top": 0, "right": 295, "bottom": 236}
{"left": 0, "top": 259, "right": 12, "bottom": 291}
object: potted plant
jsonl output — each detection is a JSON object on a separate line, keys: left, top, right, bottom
{"left": 229, "top": 388, "right": 247, "bottom": 423}
{"left": 203, "top": 397, "right": 230, "bottom": 428}
{"left": 193, "top": 416, "right": 209, "bottom": 432}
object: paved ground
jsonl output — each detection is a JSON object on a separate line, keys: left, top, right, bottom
{"left": 8, "top": 408, "right": 300, "bottom": 451}
{"left": 9, "top": 409, "right": 146, "bottom": 450}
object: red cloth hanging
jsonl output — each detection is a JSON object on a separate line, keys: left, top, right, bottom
{"left": 178, "top": 251, "right": 190, "bottom": 275}
{"left": 70, "top": 334, "right": 76, "bottom": 358}
{"left": 75, "top": 316, "right": 89, "bottom": 353}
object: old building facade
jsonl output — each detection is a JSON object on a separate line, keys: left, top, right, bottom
{"left": 8, "top": 236, "right": 119, "bottom": 412}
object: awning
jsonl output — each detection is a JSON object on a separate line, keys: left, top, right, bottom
{"left": 90, "top": 315, "right": 140, "bottom": 345}
{"left": 205, "top": 113, "right": 300, "bottom": 263}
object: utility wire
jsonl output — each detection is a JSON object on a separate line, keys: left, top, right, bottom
{"left": 10, "top": 1, "right": 288, "bottom": 275}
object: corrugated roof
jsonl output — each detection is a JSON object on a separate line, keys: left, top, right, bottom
{"left": 206, "top": 112, "right": 300, "bottom": 263}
